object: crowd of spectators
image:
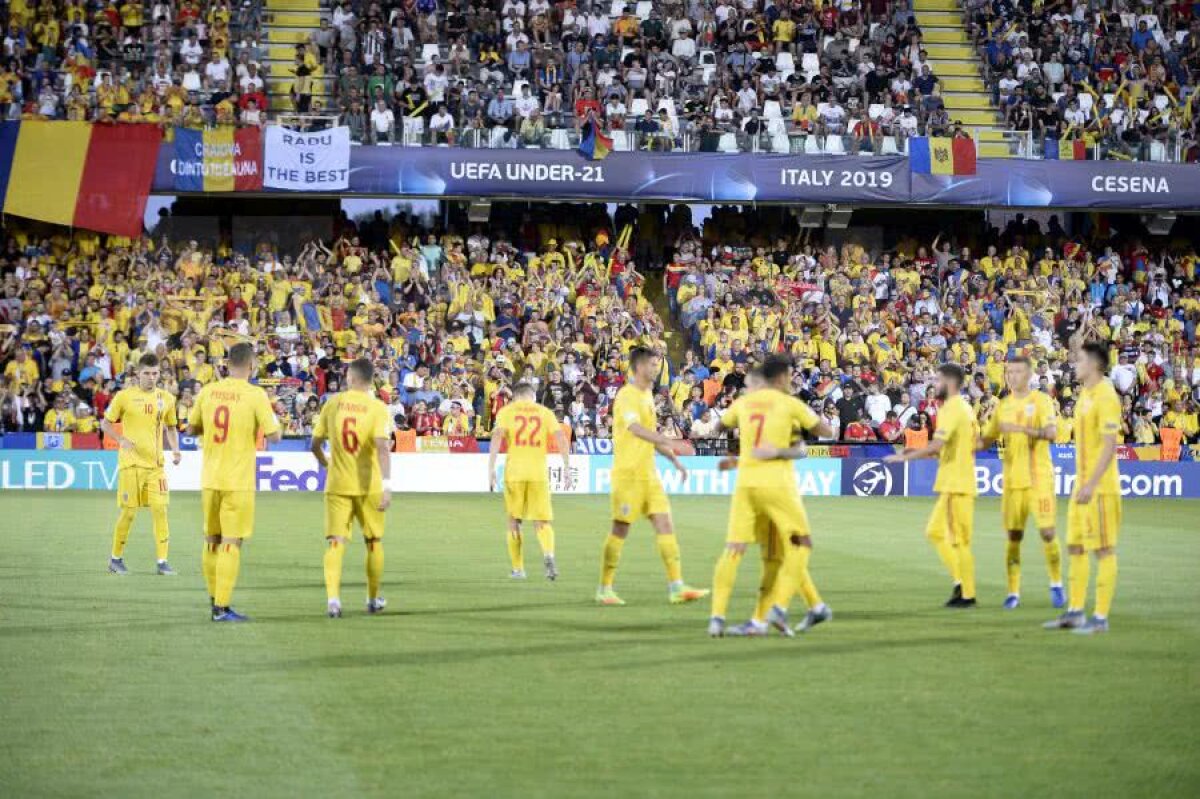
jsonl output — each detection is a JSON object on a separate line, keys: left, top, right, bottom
{"left": 971, "top": 0, "right": 1200, "bottom": 160}
{"left": 1, "top": 0, "right": 269, "bottom": 127}
{"left": 325, "top": 0, "right": 967, "bottom": 151}
{"left": 1, "top": 205, "right": 1198, "bottom": 453}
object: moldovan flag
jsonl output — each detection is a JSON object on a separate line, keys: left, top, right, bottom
{"left": 909, "top": 136, "right": 976, "bottom": 175}
{"left": 0, "top": 120, "right": 162, "bottom": 237}
{"left": 173, "top": 126, "right": 264, "bottom": 192}
{"left": 1044, "top": 138, "right": 1087, "bottom": 160}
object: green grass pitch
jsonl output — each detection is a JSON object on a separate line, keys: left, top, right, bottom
{"left": 1, "top": 492, "right": 1198, "bottom": 798}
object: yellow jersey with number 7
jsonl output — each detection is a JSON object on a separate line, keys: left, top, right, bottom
{"left": 723, "top": 389, "right": 820, "bottom": 488}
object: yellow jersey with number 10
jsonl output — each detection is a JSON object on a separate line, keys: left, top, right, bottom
{"left": 104, "top": 386, "right": 177, "bottom": 469}
{"left": 192, "top": 378, "right": 281, "bottom": 492}
{"left": 494, "top": 399, "right": 560, "bottom": 483}
{"left": 612, "top": 384, "right": 657, "bottom": 481}
{"left": 933, "top": 394, "right": 978, "bottom": 495}
{"left": 724, "top": 389, "right": 820, "bottom": 488}
{"left": 314, "top": 389, "right": 392, "bottom": 496}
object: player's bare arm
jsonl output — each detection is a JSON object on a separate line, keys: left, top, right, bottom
{"left": 1075, "top": 432, "right": 1116, "bottom": 505}
{"left": 374, "top": 436, "right": 392, "bottom": 511}
{"left": 884, "top": 437, "right": 944, "bottom": 463}
{"left": 486, "top": 423, "right": 506, "bottom": 491}
{"left": 310, "top": 433, "right": 329, "bottom": 470}
{"left": 164, "top": 425, "right": 182, "bottom": 466}
{"left": 100, "top": 418, "right": 135, "bottom": 450}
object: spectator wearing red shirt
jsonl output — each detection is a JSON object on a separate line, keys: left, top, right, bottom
{"left": 878, "top": 412, "right": 903, "bottom": 443}
{"left": 844, "top": 413, "right": 877, "bottom": 442}
{"left": 411, "top": 402, "right": 441, "bottom": 436}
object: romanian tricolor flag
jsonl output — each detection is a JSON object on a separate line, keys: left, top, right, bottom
{"left": 0, "top": 121, "right": 162, "bottom": 237}
{"left": 1044, "top": 138, "right": 1087, "bottom": 160}
{"left": 577, "top": 119, "right": 613, "bottom": 161}
{"left": 173, "top": 127, "right": 263, "bottom": 192}
{"left": 909, "top": 136, "right": 976, "bottom": 176}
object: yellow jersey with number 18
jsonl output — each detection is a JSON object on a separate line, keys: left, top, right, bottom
{"left": 983, "top": 390, "right": 1055, "bottom": 491}
{"left": 933, "top": 394, "right": 978, "bottom": 495}
{"left": 494, "top": 399, "right": 560, "bottom": 483}
{"left": 724, "top": 389, "right": 820, "bottom": 488}
{"left": 104, "top": 386, "right": 178, "bottom": 469}
{"left": 314, "top": 389, "right": 392, "bottom": 497}
{"left": 612, "top": 384, "right": 657, "bottom": 481}
{"left": 192, "top": 378, "right": 281, "bottom": 492}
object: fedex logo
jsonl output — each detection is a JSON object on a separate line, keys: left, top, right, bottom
{"left": 256, "top": 455, "right": 326, "bottom": 492}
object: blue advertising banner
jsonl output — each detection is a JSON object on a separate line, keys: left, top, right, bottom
{"left": 587, "top": 455, "right": 842, "bottom": 496}
{"left": 150, "top": 143, "right": 1200, "bottom": 209}
{"left": 840, "top": 458, "right": 908, "bottom": 497}
{"left": 907, "top": 458, "right": 1200, "bottom": 499}
{"left": 910, "top": 158, "right": 1200, "bottom": 210}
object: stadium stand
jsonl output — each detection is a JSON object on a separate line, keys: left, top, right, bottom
{"left": 2, "top": 0, "right": 1194, "bottom": 159}
{"left": 1, "top": 206, "right": 1197, "bottom": 449}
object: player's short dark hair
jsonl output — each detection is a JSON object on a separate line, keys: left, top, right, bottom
{"left": 348, "top": 357, "right": 374, "bottom": 383}
{"left": 629, "top": 347, "right": 656, "bottom": 371}
{"left": 137, "top": 353, "right": 159, "bottom": 369}
{"left": 1007, "top": 355, "right": 1032, "bottom": 367}
{"left": 937, "top": 363, "right": 966, "bottom": 386}
{"left": 227, "top": 342, "right": 254, "bottom": 368}
{"left": 1081, "top": 341, "right": 1110, "bottom": 373}
{"left": 761, "top": 354, "right": 793, "bottom": 382}
{"left": 513, "top": 382, "right": 536, "bottom": 398}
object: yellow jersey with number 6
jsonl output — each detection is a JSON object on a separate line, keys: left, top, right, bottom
{"left": 314, "top": 389, "right": 392, "bottom": 496}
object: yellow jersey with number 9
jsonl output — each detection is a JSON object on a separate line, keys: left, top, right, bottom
{"left": 724, "top": 389, "right": 819, "bottom": 488}
{"left": 192, "top": 378, "right": 281, "bottom": 492}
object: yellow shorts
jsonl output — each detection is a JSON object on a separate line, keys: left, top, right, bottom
{"left": 1002, "top": 486, "right": 1056, "bottom": 531}
{"left": 1067, "top": 493, "right": 1121, "bottom": 551}
{"left": 611, "top": 477, "right": 670, "bottom": 524}
{"left": 117, "top": 466, "right": 168, "bottom": 509}
{"left": 504, "top": 479, "right": 553, "bottom": 522}
{"left": 926, "top": 492, "right": 975, "bottom": 546}
{"left": 325, "top": 493, "right": 386, "bottom": 540}
{"left": 201, "top": 489, "right": 256, "bottom": 539}
{"left": 727, "top": 485, "right": 811, "bottom": 544}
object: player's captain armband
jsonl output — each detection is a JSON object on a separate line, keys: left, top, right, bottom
{"left": 1101, "top": 420, "right": 1120, "bottom": 434}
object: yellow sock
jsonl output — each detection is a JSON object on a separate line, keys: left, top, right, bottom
{"left": 214, "top": 543, "right": 242, "bottom": 608}
{"left": 770, "top": 543, "right": 812, "bottom": 609}
{"left": 1095, "top": 555, "right": 1117, "bottom": 618}
{"left": 323, "top": 538, "right": 345, "bottom": 601}
{"left": 111, "top": 508, "right": 136, "bottom": 559}
{"left": 1068, "top": 552, "right": 1089, "bottom": 611}
{"left": 151, "top": 505, "right": 170, "bottom": 562}
{"left": 798, "top": 567, "right": 823, "bottom": 609}
{"left": 535, "top": 525, "right": 555, "bottom": 557}
{"left": 1005, "top": 539, "right": 1022, "bottom": 595}
{"left": 366, "top": 539, "right": 384, "bottom": 600}
{"left": 507, "top": 530, "right": 524, "bottom": 572}
{"left": 1043, "top": 537, "right": 1063, "bottom": 585}
{"left": 930, "top": 536, "right": 961, "bottom": 584}
{"left": 753, "top": 555, "right": 782, "bottom": 621}
{"left": 202, "top": 541, "right": 219, "bottom": 598}
{"left": 600, "top": 534, "right": 626, "bottom": 588}
{"left": 956, "top": 543, "right": 976, "bottom": 599}
{"left": 710, "top": 548, "right": 743, "bottom": 619}
{"left": 655, "top": 533, "right": 683, "bottom": 584}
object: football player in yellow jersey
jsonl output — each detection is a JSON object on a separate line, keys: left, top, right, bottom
{"left": 887, "top": 364, "right": 979, "bottom": 608}
{"left": 978, "top": 356, "right": 1065, "bottom": 611}
{"left": 708, "top": 356, "right": 834, "bottom": 638}
{"left": 189, "top": 343, "right": 282, "bottom": 623}
{"left": 596, "top": 347, "right": 709, "bottom": 606}
{"left": 488, "top": 384, "right": 569, "bottom": 581}
{"left": 101, "top": 354, "right": 181, "bottom": 576}
{"left": 311, "top": 358, "right": 393, "bottom": 618}
{"left": 1045, "top": 342, "right": 1122, "bottom": 635}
